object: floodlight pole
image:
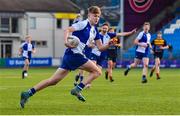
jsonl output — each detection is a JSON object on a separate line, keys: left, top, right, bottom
{"left": 120, "top": 0, "right": 124, "bottom": 59}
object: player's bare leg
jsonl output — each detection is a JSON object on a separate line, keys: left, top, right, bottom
{"left": 141, "top": 58, "right": 149, "bottom": 83}
{"left": 150, "top": 65, "right": 155, "bottom": 77}
{"left": 124, "top": 58, "right": 140, "bottom": 76}
{"left": 20, "top": 68, "right": 69, "bottom": 108}
{"left": 105, "top": 68, "right": 108, "bottom": 80}
{"left": 108, "top": 60, "right": 114, "bottom": 82}
{"left": 80, "top": 60, "right": 102, "bottom": 84}
{"left": 113, "top": 62, "right": 116, "bottom": 69}
{"left": 34, "top": 69, "right": 69, "bottom": 91}
{"left": 155, "top": 58, "right": 161, "bottom": 79}
{"left": 71, "top": 60, "right": 102, "bottom": 101}
{"left": 84, "top": 60, "right": 98, "bottom": 89}
{"left": 22, "top": 59, "right": 30, "bottom": 79}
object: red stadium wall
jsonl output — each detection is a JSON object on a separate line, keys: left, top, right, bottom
{"left": 124, "top": 0, "right": 175, "bottom": 31}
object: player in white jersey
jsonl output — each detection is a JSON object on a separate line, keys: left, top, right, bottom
{"left": 124, "top": 22, "right": 153, "bottom": 83}
{"left": 19, "top": 35, "right": 36, "bottom": 79}
{"left": 73, "top": 14, "right": 96, "bottom": 86}
{"left": 20, "top": 6, "right": 116, "bottom": 108}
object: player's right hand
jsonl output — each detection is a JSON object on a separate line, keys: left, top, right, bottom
{"left": 64, "top": 42, "right": 76, "bottom": 48}
{"left": 138, "top": 43, "right": 148, "bottom": 48}
{"left": 18, "top": 52, "right": 22, "bottom": 56}
{"left": 150, "top": 49, "right": 154, "bottom": 54}
{"left": 142, "top": 44, "right": 148, "bottom": 48}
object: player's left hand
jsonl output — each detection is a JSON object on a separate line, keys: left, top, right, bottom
{"left": 115, "top": 44, "right": 121, "bottom": 47}
{"left": 88, "top": 43, "right": 95, "bottom": 48}
{"left": 108, "top": 39, "right": 116, "bottom": 46}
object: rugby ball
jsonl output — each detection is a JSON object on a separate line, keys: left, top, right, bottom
{"left": 67, "top": 35, "right": 80, "bottom": 47}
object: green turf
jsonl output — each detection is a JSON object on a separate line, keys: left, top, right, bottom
{"left": 0, "top": 68, "right": 180, "bottom": 115}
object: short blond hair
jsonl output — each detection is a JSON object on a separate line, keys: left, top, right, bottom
{"left": 88, "top": 6, "right": 101, "bottom": 14}
{"left": 25, "top": 35, "right": 31, "bottom": 39}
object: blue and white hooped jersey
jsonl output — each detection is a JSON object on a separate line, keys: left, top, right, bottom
{"left": 20, "top": 42, "right": 35, "bottom": 58}
{"left": 91, "top": 32, "right": 117, "bottom": 56}
{"left": 136, "top": 31, "right": 151, "bottom": 54}
{"left": 66, "top": 19, "right": 100, "bottom": 55}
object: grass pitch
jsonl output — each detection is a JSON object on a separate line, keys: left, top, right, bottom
{"left": 0, "top": 68, "right": 180, "bottom": 115}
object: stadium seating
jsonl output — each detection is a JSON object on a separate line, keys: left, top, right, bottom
{"left": 123, "top": 16, "right": 180, "bottom": 60}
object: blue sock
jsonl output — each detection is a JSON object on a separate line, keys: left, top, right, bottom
{"left": 80, "top": 76, "right": 84, "bottom": 82}
{"left": 23, "top": 70, "right": 27, "bottom": 73}
{"left": 76, "top": 83, "right": 85, "bottom": 92}
{"left": 28, "top": 88, "right": 36, "bottom": 96}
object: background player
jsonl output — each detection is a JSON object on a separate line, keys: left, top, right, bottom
{"left": 99, "top": 23, "right": 136, "bottom": 82}
{"left": 150, "top": 31, "right": 169, "bottom": 79}
{"left": 124, "top": 22, "right": 152, "bottom": 83}
{"left": 19, "top": 35, "right": 36, "bottom": 79}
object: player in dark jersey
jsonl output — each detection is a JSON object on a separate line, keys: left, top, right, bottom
{"left": 150, "top": 31, "right": 169, "bottom": 79}
{"left": 107, "top": 28, "right": 120, "bottom": 69}
{"left": 105, "top": 36, "right": 121, "bottom": 82}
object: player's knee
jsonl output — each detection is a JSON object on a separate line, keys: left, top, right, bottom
{"left": 155, "top": 62, "right": 160, "bottom": 66}
{"left": 143, "top": 64, "right": 148, "bottom": 68}
{"left": 25, "top": 62, "right": 30, "bottom": 66}
{"left": 132, "top": 63, "right": 137, "bottom": 67}
{"left": 157, "top": 63, "right": 160, "bottom": 66}
{"left": 97, "top": 69, "right": 102, "bottom": 77}
{"left": 109, "top": 64, "right": 113, "bottom": 69}
{"left": 94, "top": 69, "right": 102, "bottom": 78}
{"left": 133, "top": 64, "right": 137, "bottom": 67}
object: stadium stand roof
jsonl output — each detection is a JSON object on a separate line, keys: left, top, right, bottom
{"left": 0, "top": 0, "right": 80, "bottom": 13}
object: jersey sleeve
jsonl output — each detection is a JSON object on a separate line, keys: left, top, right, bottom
{"left": 151, "top": 39, "right": 154, "bottom": 45}
{"left": 94, "top": 27, "right": 100, "bottom": 40}
{"left": 147, "top": 34, "right": 151, "bottom": 44}
{"left": 20, "top": 43, "right": 25, "bottom": 49}
{"left": 71, "top": 20, "right": 87, "bottom": 31}
{"left": 108, "top": 32, "right": 117, "bottom": 38}
{"left": 136, "top": 32, "right": 143, "bottom": 40}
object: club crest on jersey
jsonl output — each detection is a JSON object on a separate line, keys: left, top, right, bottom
{"left": 128, "top": 0, "right": 153, "bottom": 13}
